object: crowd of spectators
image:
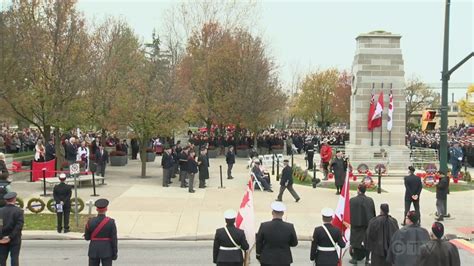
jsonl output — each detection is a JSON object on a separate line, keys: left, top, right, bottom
{"left": 407, "top": 123, "right": 474, "bottom": 166}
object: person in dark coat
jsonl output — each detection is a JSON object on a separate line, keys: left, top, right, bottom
{"left": 161, "top": 146, "right": 174, "bottom": 187}
{"left": 366, "top": 203, "right": 399, "bottom": 266}
{"left": 0, "top": 153, "right": 9, "bottom": 181}
{"left": 95, "top": 145, "right": 109, "bottom": 177}
{"left": 0, "top": 192, "right": 24, "bottom": 266}
{"left": 330, "top": 150, "right": 347, "bottom": 195}
{"left": 198, "top": 148, "right": 210, "bottom": 188}
{"left": 45, "top": 138, "right": 56, "bottom": 161}
{"left": 416, "top": 222, "right": 460, "bottom": 266}
{"left": 349, "top": 184, "right": 375, "bottom": 265}
{"left": 65, "top": 137, "right": 78, "bottom": 165}
{"left": 187, "top": 151, "right": 198, "bottom": 193}
{"left": 387, "top": 211, "right": 429, "bottom": 266}
{"left": 130, "top": 138, "right": 139, "bottom": 160}
{"left": 256, "top": 201, "right": 298, "bottom": 266}
{"left": 306, "top": 140, "right": 315, "bottom": 170}
{"left": 251, "top": 161, "right": 273, "bottom": 192}
{"left": 84, "top": 198, "right": 118, "bottom": 266}
{"left": 226, "top": 146, "right": 235, "bottom": 179}
{"left": 276, "top": 160, "right": 300, "bottom": 202}
{"left": 404, "top": 166, "right": 422, "bottom": 225}
{"left": 213, "top": 209, "right": 249, "bottom": 266}
{"left": 53, "top": 174, "right": 72, "bottom": 233}
{"left": 310, "top": 208, "right": 345, "bottom": 266}
{"left": 179, "top": 147, "right": 190, "bottom": 188}
{"left": 435, "top": 172, "right": 449, "bottom": 221}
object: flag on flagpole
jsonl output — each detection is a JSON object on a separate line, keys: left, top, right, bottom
{"left": 332, "top": 170, "right": 351, "bottom": 243}
{"left": 367, "top": 86, "right": 376, "bottom": 130}
{"left": 236, "top": 177, "right": 256, "bottom": 248}
{"left": 387, "top": 87, "right": 394, "bottom": 131}
{"left": 370, "top": 91, "right": 384, "bottom": 129}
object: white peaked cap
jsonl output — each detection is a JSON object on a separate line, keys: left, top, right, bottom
{"left": 224, "top": 209, "right": 237, "bottom": 219}
{"left": 321, "top": 208, "right": 334, "bottom": 217}
{"left": 271, "top": 201, "right": 286, "bottom": 212}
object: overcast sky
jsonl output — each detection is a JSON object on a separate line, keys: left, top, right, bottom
{"left": 78, "top": 0, "right": 473, "bottom": 96}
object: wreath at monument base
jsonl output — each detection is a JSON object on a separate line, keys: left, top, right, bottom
{"left": 423, "top": 175, "right": 437, "bottom": 187}
{"left": 357, "top": 164, "right": 369, "bottom": 174}
{"left": 374, "top": 164, "right": 387, "bottom": 174}
{"left": 27, "top": 198, "right": 46, "bottom": 214}
{"left": 362, "top": 175, "right": 375, "bottom": 188}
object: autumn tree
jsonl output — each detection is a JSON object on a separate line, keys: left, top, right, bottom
{"left": 127, "top": 34, "right": 184, "bottom": 178}
{"left": 87, "top": 18, "right": 144, "bottom": 144}
{"left": 405, "top": 78, "right": 440, "bottom": 124}
{"left": 459, "top": 84, "right": 474, "bottom": 123}
{"left": 0, "top": 0, "right": 91, "bottom": 166}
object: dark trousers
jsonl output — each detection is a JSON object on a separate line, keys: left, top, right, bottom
{"left": 0, "top": 239, "right": 21, "bottom": 266}
{"left": 199, "top": 178, "right": 206, "bottom": 188}
{"left": 227, "top": 163, "right": 233, "bottom": 178}
{"left": 277, "top": 184, "right": 300, "bottom": 201}
{"left": 97, "top": 163, "right": 106, "bottom": 177}
{"left": 436, "top": 199, "right": 447, "bottom": 216}
{"left": 188, "top": 173, "right": 195, "bottom": 192}
{"left": 451, "top": 161, "right": 461, "bottom": 178}
{"left": 404, "top": 199, "right": 421, "bottom": 223}
{"left": 162, "top": 168, "right": 172, "bottom": 187}
{"left": 57, "top": 206, "right": 71, "bottom": 231}
{"left": 307, "top": 153, "right": 314, "bottom": 169}
{"left": 180, "top": 170, "right": 188, "bottom": 187}
{"left": 89, "top": 257, "right": 112, "bottom": 266}
{"left": 131, "top": 148, "right": 138, "bottom": 159}
{"left": 371, "top": 253, "right": 391, "bottom": 266}
{"left": 322, "top": 162, "right": 329, "bottom": 179}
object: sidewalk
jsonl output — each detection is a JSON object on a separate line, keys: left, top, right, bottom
{"left": 12, "top": 154, "right": 474, "bottom": 244}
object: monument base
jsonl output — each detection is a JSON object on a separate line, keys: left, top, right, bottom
{"left": 345, "top": 143, "right": 411, "bottom": 175}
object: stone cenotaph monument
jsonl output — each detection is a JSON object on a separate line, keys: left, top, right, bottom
{"left": 345, "top": 31, "right": 411, "bottom": 172}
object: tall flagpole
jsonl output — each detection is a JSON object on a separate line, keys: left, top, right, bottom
{"left": 388, "top": 83, "right": 393, "bottom": 146}
{"left": 370, "top": 83, "right": 374, "bottom": 146}
{"left": 380, "top": 83, "right": 383, "bottom": 146}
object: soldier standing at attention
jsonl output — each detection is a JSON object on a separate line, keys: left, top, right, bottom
{"left": 84, "top": 199, "right": 118, "bottom": 266}
{"left": 213, "top": 209, "right": 249, "bottom": 266}
{"left": 0, "top": 192, "right": 24, "bottom": 266}
{"left": 310, "top": 208, "right": 346, "bottom": 266}
{"left": 256, "top": 202, "right": 298, "bottom": 266}
{"left": 53, "top": 173, "right": 72, "bottom": 233}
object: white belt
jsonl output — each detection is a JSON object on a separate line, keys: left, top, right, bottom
{"left": 219, "top": 246, "right": 240, "bottom": 251}
{"left": 317, "top": 246, "right": 337, "bottom": 251}
{"left": 307, "top": 150, "right": 314, "bottom": 152}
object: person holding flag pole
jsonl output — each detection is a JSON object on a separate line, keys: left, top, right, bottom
{"left": 331, "top": 170, "right": 351, "bottom": 265}
{"left": 236, "top": 177, "right": 256, "bottom": 266}
{"left": 387, "top": 83, "right": 394, "bottom": 146}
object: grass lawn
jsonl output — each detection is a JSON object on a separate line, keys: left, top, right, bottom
{"left": 423, "top": 182, "right": 474, "bottom": 192}
{"left": 293, "top": 177, "right": 385, "bottom": 192}
{"left": 24, "top": 213, "right": 93, "bottom": 232}
{"left": 12, "top": 151, "right": 34, "bottom": 159}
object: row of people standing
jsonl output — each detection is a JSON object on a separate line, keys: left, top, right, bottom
{"left": 161, "top": 143, "right": 210, "bottom": 193}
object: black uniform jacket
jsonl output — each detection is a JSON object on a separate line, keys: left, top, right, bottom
{"left": 213, "top": 225, "right": 249, "bottom": 263}
{"left": 225, "top": 151, "right": 235, "bottom": 165}
{"left": 65, "top": 143, "right": 77, "bottom": 162}
{"left": 53, "top": 182, "right": 72, "bottom": 207}
{"left": 161, "top": 152, "right": 174, "bottom": 169}
{"left": 0, "top": 204, "right": 24, "bottom": 243}
{"left": 280, "top": 165, "right": 293, "bottom": 186}
{"left": 84, "top": 214, "right": 118, "bottom": 259}
{"left": 256, "top": 218, "right": 298, "bottom": 264}
{"left": 310, "top": 223, "right": 345, "bottom": 265}
{"left": 45, "top": 143, "right": 55, "bottom": 161}
{"left": 404, "top": 173, "right": 422, "bottom": 201}
{"left": 95, "top": 150, "right": 109, "bottom": 166}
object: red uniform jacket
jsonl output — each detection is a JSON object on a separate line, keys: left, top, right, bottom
{"left": 320, "top": 145, "right": 332, "bottom": 163}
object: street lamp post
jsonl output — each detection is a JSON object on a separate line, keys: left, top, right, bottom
{"left": 439, "top": 0, "right": 474, "bottom": 173}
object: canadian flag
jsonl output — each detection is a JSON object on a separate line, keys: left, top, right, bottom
{"left": 332, "top": 170, "right": 351, "bottom": 243}
{"left": 370, "top": 91, "right": 384, "bottom": 129}
{"left": 387, "top": 86, "right": 394, "bottom": 131}
{"left": 367, "top": 86, "right": 376, "bottom": 130}
{"left": 236, "top": 176, "right": 256, "bottom": 247}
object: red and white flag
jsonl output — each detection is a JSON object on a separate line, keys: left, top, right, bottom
{"left": 387, "top": 86, "right": 394, "bottom": 131}
{"left": 367, "top": 86, "right": 376, "bottom": 130}
{"left": 236, "top": 177, "right": 256, "bottom": 247}
{"left": 332, "top": 170, "right": 351, "bottom": 243}
{"left": 370, "top": 91, "right": 384, "bottom": 129}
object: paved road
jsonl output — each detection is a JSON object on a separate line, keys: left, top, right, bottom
{"left": 19, "top": 240, "right": 473, "bottom": 266}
